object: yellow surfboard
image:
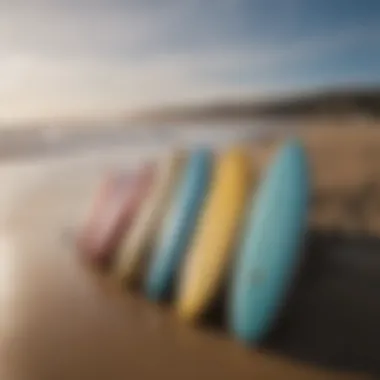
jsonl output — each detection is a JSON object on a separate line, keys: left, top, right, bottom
{"left": 113, "top": 150, "right": 185, "bottom": 285}
{"left": 177, "top": 146, "right": 252, "bottom": 322}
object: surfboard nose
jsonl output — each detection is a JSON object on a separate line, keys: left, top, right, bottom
{"left": 280, "top": 138, "right": 307, "bottom": 160}
{"left": 273, "top": 138, "right": 309, "bottom": 185}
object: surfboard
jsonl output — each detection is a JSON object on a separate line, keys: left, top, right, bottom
{"left": 145, "top": 147, "right": 213, "bottom": 301}
{"left": 112, "top": 150, "right": 185, "bottom": 284}
{"left": 229, "top": 139, "right": 310, "bottom": 344}
{"left": 177, "top": 147, "right": 252, "bottom": 322}
{"left": 77, "top": 163, "right": 155, "bottom": 267}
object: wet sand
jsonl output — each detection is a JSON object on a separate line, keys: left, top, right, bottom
{"left": 0, "top": 148, "right": 370, "bottom": 380}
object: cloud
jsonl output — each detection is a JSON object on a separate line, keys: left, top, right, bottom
{"left": 0, "top": 50, "right": 260, "bottom": 121}
{"left": 0, "top": 0, "right": 379, "bottom": 122}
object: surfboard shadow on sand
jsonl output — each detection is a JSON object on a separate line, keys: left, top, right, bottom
{"left": 200, "top": 229, "right": 380, "bottom": 376}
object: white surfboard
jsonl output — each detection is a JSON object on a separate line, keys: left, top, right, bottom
{"left": 112, "top": 150, "right": 185, "bottom": 284}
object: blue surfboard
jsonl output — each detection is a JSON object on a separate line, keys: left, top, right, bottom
{"left": 145, "top": 147, "right": 212, "bottom": 301}
{"left": 229, "top": 139, "right": 309, "bottom": 344}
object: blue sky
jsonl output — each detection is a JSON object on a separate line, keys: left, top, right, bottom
{"left": 0, "top": 0, "right": 379, "bottom": 121}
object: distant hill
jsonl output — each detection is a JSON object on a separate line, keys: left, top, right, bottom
{"left": 130, "top": 87, "right": 380, "bottom": 123}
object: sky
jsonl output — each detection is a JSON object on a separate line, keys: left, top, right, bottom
{"left": 1, "top": 0, "right": 380, "bottom": 122}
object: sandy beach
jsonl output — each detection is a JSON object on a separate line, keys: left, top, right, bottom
{"left": 0, "top": 122, "right": 378, "bottom": 379}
